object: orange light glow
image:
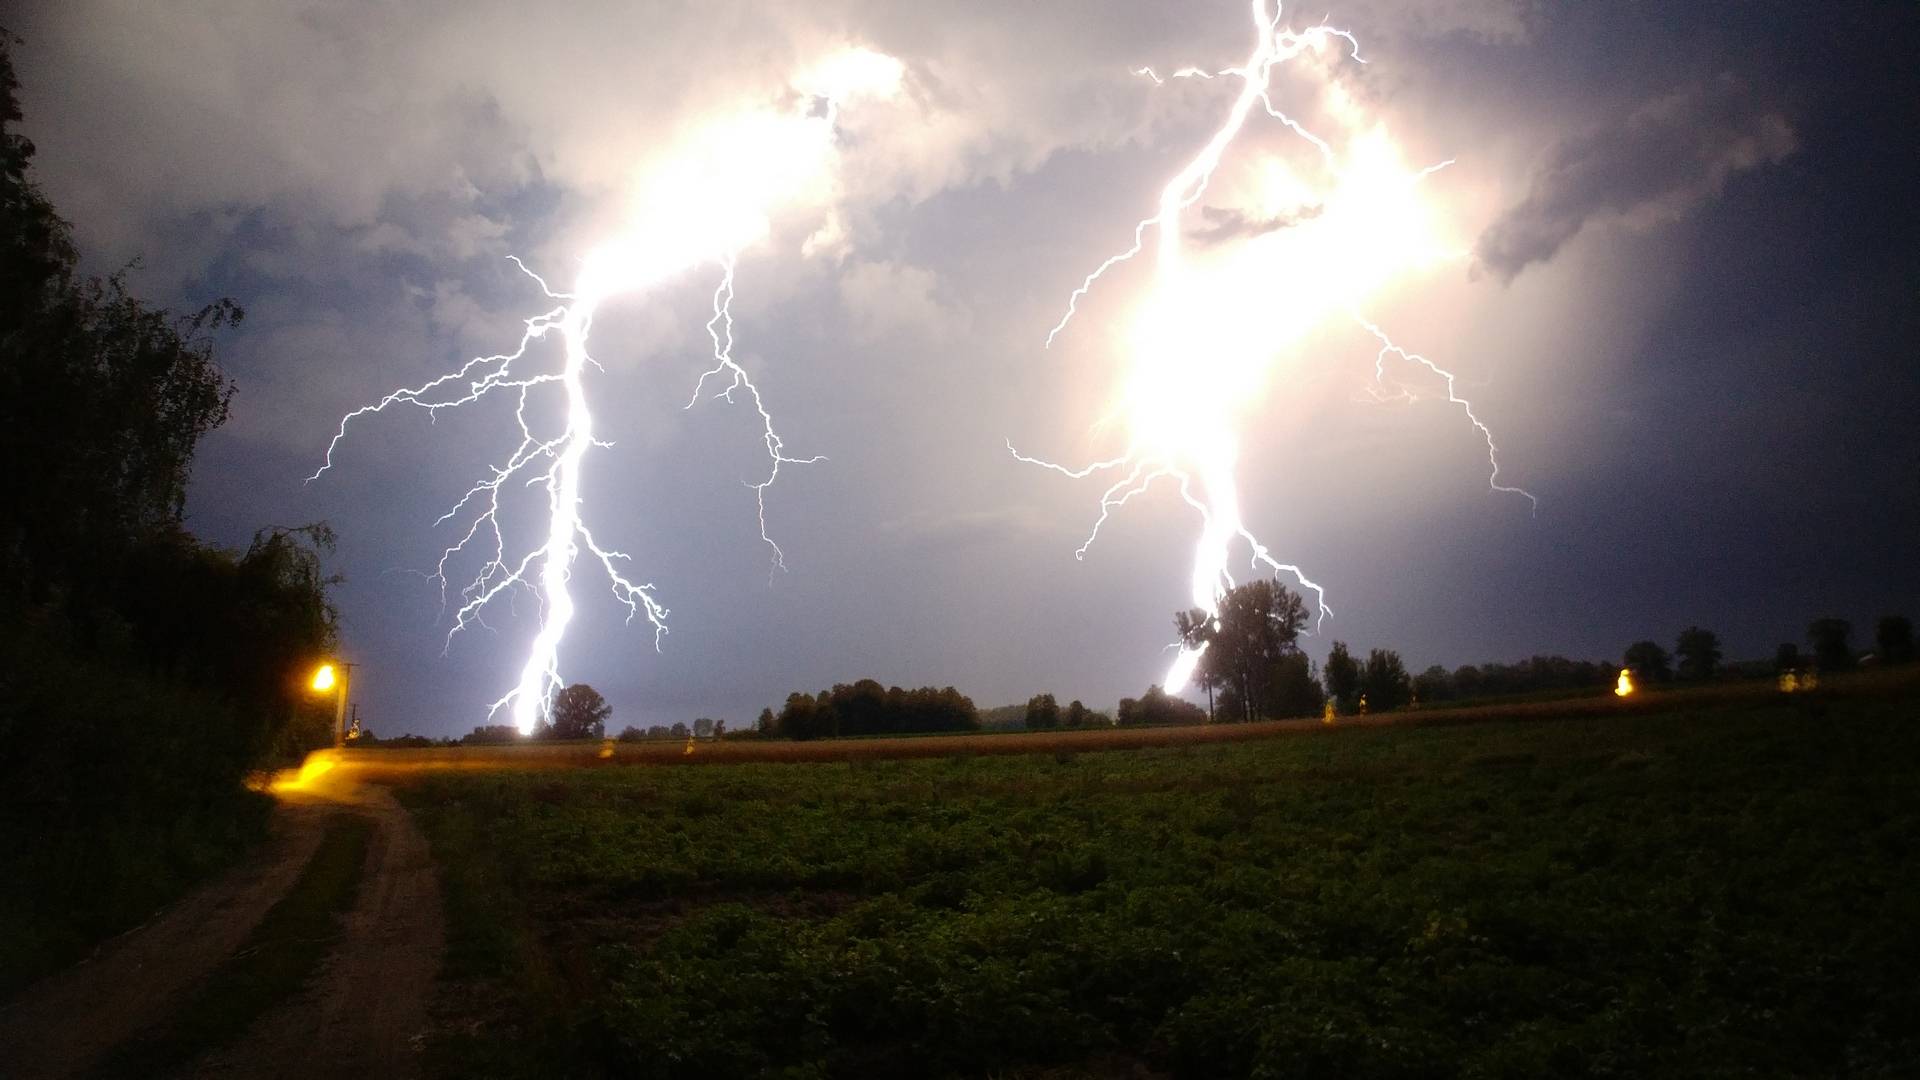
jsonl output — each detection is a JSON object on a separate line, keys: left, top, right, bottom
{"left": 1615, "top": 668, "right": 1635, "bottom": 697}
{"left": 311, "top": 663, "right": 338, "bottom": 692}
{"left": 265, "top": 748, "right": 341, "bottom": 794}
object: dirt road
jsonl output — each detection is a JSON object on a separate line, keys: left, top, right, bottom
{"left": 0, "top": 769, "right": 443, "bottom": 1079}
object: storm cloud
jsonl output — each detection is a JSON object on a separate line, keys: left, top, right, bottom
{"left": 1474, "top": 75, "right": 1795, "bottom": 283}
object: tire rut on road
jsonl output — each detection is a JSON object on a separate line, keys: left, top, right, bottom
{"left": 187, "top": 780, "right": 444, "bottom": 1080}
{"left": 0, "top": 795, "right": 334, "bottom": 1079}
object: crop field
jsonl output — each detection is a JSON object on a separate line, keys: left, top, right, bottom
{"left": 395, "top": 689, "right": 1919, "bottom": 1079}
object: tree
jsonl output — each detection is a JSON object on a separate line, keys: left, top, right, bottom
{"left": 1413, "top": 665, "right": 1454, "bottom": 705}
{"left": 757, "top": 707, "right": 776, "bottom": 734}
{"left": 1174, "top": 608, "right": 1217, "bottom": 718}
{"left": 713, "top": 719, "right": 727, "bottom": 737}
{"left": 1876, "top": 615, "right": 1913, "bottom": 665}
{"left": 1323, "top": 641, "right": 1360, "bottom": 714}
{"left": 1266, "top": 653, "right": 1325, "bottom": 718}
{"left": 1024, "top": 693, "right": 1060, "bottom": 730}
{"left": 1361, "top": 649, "right": 1410, "bottom": 712}
{"left": 1675, "top": 626, "right": 1722, "bottom": 681}
{"left": 1624, "top": 640, "right": 1672, "bottom": 683}
{"left": 1808, "top": 618, "right": 1854, "bottom": 672}
{"left": 1064, "top": 699, "right": 1090, "bottom": 728}
{"left": 1, "top": 45, "right": 239, "bottom": 607}
{"left": 1179, "top": 580, "right": 1311, "bottom": 722}
{"left": 692, "top": 717, "right": 714, "bottom": 738}
{"left": 1775, "top": 642, "right": 1801, "bottom": 672}
{"left": 1116, "top": 685, "right": 1207, "bottom": 726}
{"left": 549, "top": 684, "right": 611, "bottom": 740}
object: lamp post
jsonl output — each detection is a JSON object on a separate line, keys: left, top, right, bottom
{"left": 311, "top": 661, "right": 360, "bottom": 746}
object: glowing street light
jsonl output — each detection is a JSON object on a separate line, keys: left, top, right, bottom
{"left": 309, "top": 659, "right": 358, "bottom": 745}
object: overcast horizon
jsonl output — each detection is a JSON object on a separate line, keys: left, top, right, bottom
{"left": 12, "top": 1, "right": 1916, "bottom": 736}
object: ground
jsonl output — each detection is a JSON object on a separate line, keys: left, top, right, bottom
{"left": 0, "top": 770, "right": 442, "bottom": 1079}
{"left": 2, "top": 674, "right": 1915, "bottom": 1078}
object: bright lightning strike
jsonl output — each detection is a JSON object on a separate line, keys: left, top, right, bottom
{"left": 1014, "top": 0, "right": 1534, "bottom": 694}
{"left": 311, "top": 49, "right": 904, "bottom": 734}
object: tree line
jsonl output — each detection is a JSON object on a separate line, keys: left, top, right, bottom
{"left": 761, "top": 680, "right": 979, "bottom": 740}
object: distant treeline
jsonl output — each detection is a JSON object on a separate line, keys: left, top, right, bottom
{"left": 762, "top": 680, "right": 979, "bottom": 740}
{"left": 1410, "top": 655, "right": 1615, "bottom": 703}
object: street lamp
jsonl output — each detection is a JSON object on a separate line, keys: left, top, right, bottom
{"left": 310, "top": 660, "right": 359, "bottom": 746}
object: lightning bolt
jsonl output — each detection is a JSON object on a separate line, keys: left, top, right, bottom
{"left": 311, "top": 50, "right": 902, "bottom": 733}
{"left": 1015, "top": 0, "right": 1533, "bottom": 694}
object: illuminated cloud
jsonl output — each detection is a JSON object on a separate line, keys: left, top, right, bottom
{"left": 1475, "top": 75, "right": 1795, "bottom": 282}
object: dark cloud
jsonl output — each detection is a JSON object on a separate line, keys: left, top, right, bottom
{"left": 1190, "top": 203, "right": 1322, "bottom": 245}
{"left": 1474, "top": 75, "right": 1794, "bottom": 283}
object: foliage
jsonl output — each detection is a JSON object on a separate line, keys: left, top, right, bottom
{"left": 1322, "top": 640, "right": 1360, "bottom": 713}
{"left": 1177, "top": 580, "right": 1310, "bottom": 722}
{"left": 0, "top": 44, "right": 237, "bottom": 609}
{"left": 1675, "top": 626, "right": 1722, "bottom": 681}
{"left": 1116, "top": 684, "right": 1207, "bottom": 727}
{"left": 1808, "top": 618, "right": 1854, "bottom": 672}
{"left": 1775, "top": 642, "right": 1802, "bottom": 672}
{"left": 400, "top": 693, "right": 1920, "bottom": 1078}
{"left": 1624, "top": 640, "right": 1672, "bottom": 682}
{"left": 1024, "top": 692, "right": 1060, "bottom": 730}
{"left": 0, "top": 40, "right": 331, "bottom": 992}
{"left": 1063, "top": 698, "right": 1108, "bottom": 728}
{"left": 1360, "top": 648, "right": 1410, "bottom": 712}
{"left": 549, "top": 684, "right": 611, "bottom": 740}
{"left": 771, "top": 680, "right": 978, "bottom": 740}
{"left": 1413, "top": 664, "right": 1454, "bottom": 704}
{"left": 1449, "top": 655, "right": 1613, "bottom": 700}
{"left": 1875, "top": 615, "right": 1913, "bottom": 665}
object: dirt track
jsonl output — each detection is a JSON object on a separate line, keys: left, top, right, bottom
{"left": 0, "top": 771, "right": 443, "bottom": 1080}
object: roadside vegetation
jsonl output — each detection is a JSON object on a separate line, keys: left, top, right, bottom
{"left": 398, "top": 687, "right": 1919, "bottom": 1078}
{"left": 0, "top": 41, "right": 337, "bottom": 996}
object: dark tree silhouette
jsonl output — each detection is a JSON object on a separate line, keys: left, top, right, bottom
{"left": 1176, "top": 580, "right": 1310, "bottom": 722}
{"left": 1675, "top": 626, "right": 1722, "bottom": 681}
{"left": 1323, "top": 641, "right": 1360, "bottom": 714}
{"left": 1116, "top": 685, "right": 1208, "bottom": 727}
{"left": 1624, "top": 640, "right": 1672, "bottom": 683}
{"left": 771, "top": 681, "right": 977, "bottom": 739}
{"left": 1413, "top": 665, "right": 1455, "bottom": 704}
{"left": 1876, "top": 615, "right": 1913, "bottom": 665}
{"left": 1024, "top": 693, "right": 1060, "bottom": 730}
{"left": 1, "top": 45, "right": 238, "bottom": 607}
{"left": 1775, "top": 642, "right": 1802, "bottom": 672}
{"left": 1808, "top": 618, "right": 1854, "bottom": 672}
{"left": 1362, "top": 649, "right": 1411, "bottom": 712}
{"left": 549, "top": 684, "right": 612, "bottom": 740}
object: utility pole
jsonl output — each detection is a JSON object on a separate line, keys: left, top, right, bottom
{"left": 332, "top": 662, "right": 360, "bottom": 746}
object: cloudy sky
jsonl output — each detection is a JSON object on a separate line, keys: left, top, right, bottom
{"left": 13, "top": 1, "right": 1917, "bottom": 736}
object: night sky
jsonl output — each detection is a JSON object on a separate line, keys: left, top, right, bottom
{"left": 13, "top": 1, "right": 1917, "bottom": 737}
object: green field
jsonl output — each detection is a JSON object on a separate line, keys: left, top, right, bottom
{"left": 396, "top": 692, "right": 1920, "bottom": 1078}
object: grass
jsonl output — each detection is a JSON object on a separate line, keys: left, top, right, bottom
{"left": 91, "top": 814, "right": 373, "bottom": 1078}
{"left": 396, "top": 690, "right": 1920, "bottom": 1078}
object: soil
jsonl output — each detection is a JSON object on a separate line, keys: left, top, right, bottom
{"left": 0, "top": 771, "right": 444, "bottom": 1080}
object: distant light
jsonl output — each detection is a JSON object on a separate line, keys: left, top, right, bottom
{"left": 1614, "top": 668, "right": 1635, "bottom": 697}
{"left": 311, "top": 663, "right": 338, "bottom": 692}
